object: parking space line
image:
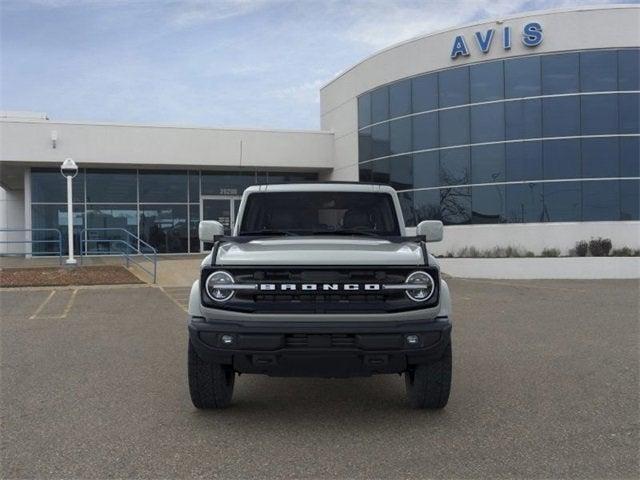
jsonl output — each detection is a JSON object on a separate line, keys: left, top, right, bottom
{"left": 159, "top": 286, "right": 189, "bottom": 313}
{"left": 57, "top": 289, "right": 78, "bottom": 319}
{"left": 29, "top": 290, "right": 56, "bottom": 319}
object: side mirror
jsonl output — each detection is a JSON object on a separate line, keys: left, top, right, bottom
{"left": 416, "top": 220, "right": 443, "bottom": 242}
{"left": 199, "top": 220, "right": 225, "bottom": 243}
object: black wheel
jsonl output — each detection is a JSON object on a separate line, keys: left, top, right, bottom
{"left": 405, "top": 342, "right": 452, "bottom": 409}
{"left": 188, "top": 340, "right": 235, "bottom": 409}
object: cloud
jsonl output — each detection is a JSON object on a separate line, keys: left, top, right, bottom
{"left": 168, "top": 0, "right": 282, "bottom": 28}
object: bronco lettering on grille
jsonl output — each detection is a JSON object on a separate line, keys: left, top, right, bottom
{"left": 258, "top": 283, "right": 381, "bottom": 292}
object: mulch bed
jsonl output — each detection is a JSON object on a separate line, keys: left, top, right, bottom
{"left": 0, "top": 266, "right": 143, "bottom": 288}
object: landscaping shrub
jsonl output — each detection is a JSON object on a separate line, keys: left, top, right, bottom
{"left": 588, "top": 237, "right": 612, "bottom": 257}
{"left": 574, "top": 240, "right": 589, "bottom": 257}
{"left": 610, "top": 247, "right": 640, "bottom": 257}
{"left": 541, "top": 248, "right": 560, "bottom": 257}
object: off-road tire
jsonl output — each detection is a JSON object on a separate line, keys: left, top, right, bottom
{"left": 188, "top": 340, "right": 235, "bottom": 409}
{"left": 405, "top": 342, "right": 452, "bottom": 409}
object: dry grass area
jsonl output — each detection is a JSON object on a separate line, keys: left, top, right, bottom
{"left": 0, "top": 266, "right": 143, "bottom": 288}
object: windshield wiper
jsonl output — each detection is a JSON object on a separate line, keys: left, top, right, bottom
{"left": 239, "top": 229, "right": 299, "bottom": 237}
{"left": 309, "top": 229, "right": 384, "bottom": 238}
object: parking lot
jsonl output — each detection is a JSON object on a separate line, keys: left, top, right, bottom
{"left": 1, "top": 278, "right": 638, "bottom": 479}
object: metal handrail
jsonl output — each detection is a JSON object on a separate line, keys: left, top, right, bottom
{"left": 79, "top": 228, "right": 157, "bottom": 283}
{"left": 0, "top": 228, "right": 63, "bottom": 264}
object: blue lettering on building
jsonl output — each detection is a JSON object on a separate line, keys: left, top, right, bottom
{"left": 450, "top": 35, "right": 470, "bottom": 59}
{"left": 451, "top": 22, "right": 543, "bottom": 59}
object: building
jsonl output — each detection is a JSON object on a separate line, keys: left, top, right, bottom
{"left": 1, "top": 5, "right": 638, "bottom": 257}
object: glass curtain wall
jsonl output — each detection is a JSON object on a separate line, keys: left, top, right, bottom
{"left": 31, "top": 168, "right": 317, "bottom": 254}
{"left": 358, "top": 48, "right": 640, "bottom": 226}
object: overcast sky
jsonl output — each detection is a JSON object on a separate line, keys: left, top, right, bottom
{"left": 1, "top": 0, "right": 634, "bottom": 129}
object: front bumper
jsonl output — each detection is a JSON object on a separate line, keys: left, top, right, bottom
{"left": 188, "top": 316, "right": 451, "bottom": 378}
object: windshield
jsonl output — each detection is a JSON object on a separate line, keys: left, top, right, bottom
{"left": 238, "top": 191, "right": 401, "bottom": 236}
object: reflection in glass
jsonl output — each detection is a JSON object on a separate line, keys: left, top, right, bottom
{"left": 359, "top": 128, "right": 373, "bottom": 162}
{"left": 389, "top": 117, "right": 411, "bottom": 155}
{"left": 32, "top": 169, "right": 85, "bottom": 203}
{"left": 31, "top": 204, "right": 84, "bottom": 255}
{"left": 583, "top": 180, "right": 620, "bottom": 221}
{"left": 140, "top": 170, "right": 188, "bottom": 203}
{"left": 202, "top": 172, "right": 254, "bottom": 196}
{"left": 470, "top": 61, "right": 504, "bottom": 102}
{"left": 397, "top": 191, "right": 416, "bottom": 226}
{"left": 389, "top": 155, "right": 413, "bottom": 191}
{"left": 470, "top": 103, "right": 504, "bottom": 143}
{"left": 620, "top": 179, "right": 640, "bottom": 220}
{"left": 439, "top": 108, "right": 469, "bottom": 147}
{"left": 86, "top": 169, "right": 136, "bottom": 203}
{"left": 412, "top": 74, "right": 438, "bottom": 113}
{"left": 371, "top": 87, "right": 389, "bottom": 123}
{"left": 440, "top": 148, "right": 470, "bottom": 186}
{"left": 440, "top": 187, "right": 471, "bottom": 225}
{"left": 359, "top": 162, "right": 373, "bottom": 182}
{"left": 413, "top": 189, "right": 441, "bottom": 223}
{"left": 189, "top": 204, "right": 200, "bottom": 252}
{"left": 580, "top": 51, "right": 617, "bottom": 92}
{"left": 390, "top": 79, "right": 411, "bottom": 117}
{"left": 506, "top": 142, "right": 543, "bottom": 182}
{"left": 139, "top": 206, "right": 188, "bottom": 253}
{"left": 582, "top": 138, "right": 619, "bottom": 178}
{"left": 439, "top": 67, "right": 469, "bottom": 108}
{"left": 358, "top": 93, "right": 371, "bottom": 128}
{"left": 505, "top": 99, "right": 541, "bottom": 140}
{"left": 543, "top": 182, "right": 581, "bottom": 222}
{"left": 86, "top": 204, "right": 138, "bottom": 254}
{"left": 413, "top": 152, "right": 440, "bottom": 189}
{"left": 618, "top": 49, "right": 640, "bottom": 91}
{"left": 620, "top": 137, "right": 640, "bottom": 177}
{"left": 471, "top": 144, "right": 505, "bottom": 184}
{"left": 543, "top": 139, "right": 580, "bottom": 180}
{"left": 619, "top": 93, "right": 640, "bottom": 134}
{"left": 189, "top": 171, "right": 200, "bottom": 202}
{"left": 412, "top": 112, "right": 438, "bottom": 151}
{"left": 371, "top": 158, "right": 390, "bottom": 184}
{"left": 506, "top": 183, "right": 543, "bottom": 223}
{"left": 371, "top": 123, "right": 390, "bottom": 158}
{"left": 505, "top": 56, "right": 540, "bottom": 98}
{"left": 542, "top": 53, "right": 579, "bottom": 94}
{"left": 472, "top": 185, "right": 505, "bottom": 224}
{"left": 581, "top": 94, "right": 619, "bottom": 135}
{"left": 542, "top": 96, "right": 580, "bottom": 137}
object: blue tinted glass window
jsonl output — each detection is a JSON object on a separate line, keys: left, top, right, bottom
{"left": 470, "top": 61, "right": 504, "bottom": 102}
{"left": 505, "top": 99, "right": 542, "bottom": 140}
{"left": 544, "top": 139, "right": 580, "bottom": 180}
{"left": 506, "top": 142, "right": 543, "bottom": 182}
{"left": 359, "top": 128, "right": 372, "bottom": 162}
{"left": 542, "top": 96, "right": 580, "bottom": 137}
{"left": 441, "top": 187, "right": 471, "bottom": 225}
{"left": 439, "top": 67, "right": 469, "bottom": 107}
{"left": 201, "top": 172, "right": 254, "bottom": 196}
{"left": 470, "top": 103, "right": 504, "bottom": 143}
{"left": 413, "top": 189, "right": 441, "bottom": 222}
{"left": 140, "top": 170, "right": 188, "bottom": 203}
{"left": 371, "top": 87, "right": 389, "bottom": 123}
{"left": 371, "top": 158, "right": 390, "bottom": 184}
{"left": 86, "top": 205, "right": 138, "bottom": 253}
{"left": 389, "top": 155, "right": 413, "bottom": 191}
{"left": 580, "top": 51, "right": 617, "bottom": 92}
{"left": 472, "top": 185, "right": 505, "bottom": 224}
{"left": 140, "top": 205, "right": 188, "bottom": 253}
{"left": 543, "top": 182, "right": 581, "bottom": 222}
{"left": 505, "top": 56, "right": 541, "bottom": 98}
{"left": 389, "top": 117, "right": 412, "bottom": 155}
{"left": 86, "top": 169, "right": 135, "bottom": 203}
{"left": 506, "top": 183, "right": 543, "bottom": 223}
{"left": 390, "top": 79, "right": 411, "bottom": 117}
{"left": 31, "top": 204, "right": 84, "bottom": 255}
{"left": 619, "top": 93, "right": 640, "bottom": 134}
{"left": 620, "top": 179, "right": 640, "bottom": 220}
{"left": 412, "top": 112, "right": 439, "bottom": 151}
{"left": 581, "top": 94, "right": 618, "bottom": 135}
{"left": 580, "top": 51, "right": 618, "bottom": 92}
{"left": 397, "top": 190, "right": 416, "bottom": 226}
{"left": 619, "top": 49, "right": 640, "bottom": 91}
{"left": 541, "top": 53, "right": 579, "bottom": 94}
{"left": 359, "top": 162, "right": 373, "bottom": 182}
{"left": 439, "top": 108, "right": 469, "bottom": 147}
{"left": 189, "top": 171, "right": 199, "bottom": 203}
{"left": 358, "top": 94, "right": 371, "bottom": 128}
{"left": 412, "top": 74, "right": 438, "bottom": 112}
{"left": 371, "top": 123, "right": 390, "bottom": 158}
{"left": 413, "top": 152, "right": 439, "bottom": 189}
{"left": 621, "top": 137, "right": 640, "bottom": 177}
{"left": 471, "top": 144, "right": 505, "bottom": 184}
{"left": 582, "top": 138, "right": 619, "bottom": 178}
{"left": 583, "top": 180, "right": 620, "bottom": 221}
{"left": 440, "top": 147, "right": 470, "bottom": 186}
{"left": 189, "top": 204, "right": 199, "bottom": 252}
{"left": 31, "top": 168, "right": 85, "bottom": 203}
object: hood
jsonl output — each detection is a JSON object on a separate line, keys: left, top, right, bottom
{"left": 212, "top": 237, "right": 425, "bottom": 266}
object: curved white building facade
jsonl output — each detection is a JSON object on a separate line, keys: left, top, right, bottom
{"left": 321, "top": 5, "right": 640, "bottom": 255}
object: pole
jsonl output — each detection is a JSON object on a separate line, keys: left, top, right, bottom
{"left": 66, "top": 175, "right": 77, "bottom": 265}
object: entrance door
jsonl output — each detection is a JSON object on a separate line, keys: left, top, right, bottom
{"left": 200, "top": 196, "right": 241, "bottom": 251}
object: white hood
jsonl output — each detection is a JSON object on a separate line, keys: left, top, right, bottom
{"left": 212, "top": 237, "right": 426, "bottom": 266}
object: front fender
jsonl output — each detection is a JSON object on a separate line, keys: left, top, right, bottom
{"left": 439, "top": 279, "right": 452, "bottom": 318}
{"left": 188, "top": 279, "right": 202, "bottom": 317}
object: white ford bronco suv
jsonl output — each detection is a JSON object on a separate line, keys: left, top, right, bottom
{"left": 188, "top": 183, "right": 452, "bottom": 409}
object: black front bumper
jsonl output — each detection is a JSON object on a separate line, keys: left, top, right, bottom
{"left": 188, "top": 317, "right": 451, "bottom": 378}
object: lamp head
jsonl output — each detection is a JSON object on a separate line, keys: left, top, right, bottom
{"left": 60, "top": 158, "right": 78, "bottom": 178}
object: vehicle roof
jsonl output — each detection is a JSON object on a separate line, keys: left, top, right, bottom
{"left": 243, "top": 182, "right": 397, "bottom": 194}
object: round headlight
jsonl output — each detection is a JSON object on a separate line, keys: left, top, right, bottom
{"left": 405, "top": 271, "right": 435, "bottom": 302}
{"left": 205, "top": 271, "right": 235, "bottom": 302}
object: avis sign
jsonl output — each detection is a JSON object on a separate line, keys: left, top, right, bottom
{"left": 450, "top": 22, "right": 543, "bottom": 59}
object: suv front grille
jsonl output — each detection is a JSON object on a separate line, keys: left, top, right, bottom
{"left": 285, "top": 334, "right": 356, "bottom": 348}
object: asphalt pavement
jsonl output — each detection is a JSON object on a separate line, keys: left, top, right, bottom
{"left": 1, "top": 279, "right": 638, "bottom": 479}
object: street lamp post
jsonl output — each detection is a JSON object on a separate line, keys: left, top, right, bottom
{"left": 60, "top": 158, "right": 78, "bottom": 265}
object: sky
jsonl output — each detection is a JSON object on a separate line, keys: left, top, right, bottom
{"left": 1, "top": 0, "right": 635, "bottom": 130}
